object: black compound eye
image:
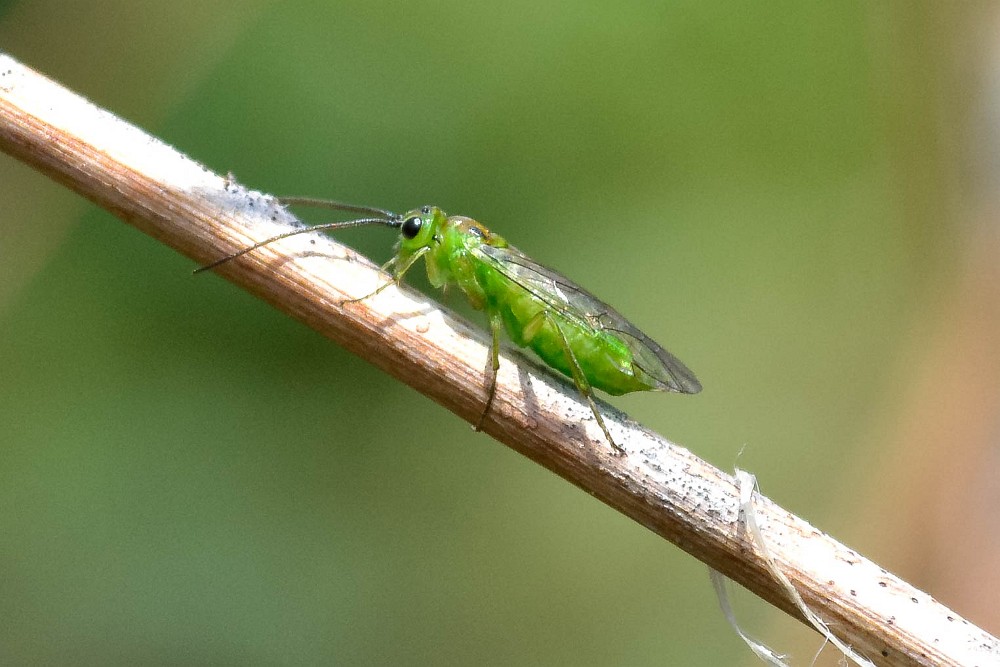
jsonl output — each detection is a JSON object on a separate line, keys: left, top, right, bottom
{"left": 401, "top": 215, "right": 422, "bottom": 239}
{"left": 420, "top": 205, "right": 431, "bottom": 214}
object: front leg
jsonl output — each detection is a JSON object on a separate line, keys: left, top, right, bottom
{"left": 341, "top": 247, "right": 429, "bottom": 306}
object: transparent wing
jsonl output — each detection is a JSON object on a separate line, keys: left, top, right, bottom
{"left": 474, "top": 244, "right": 701, "bottom": 394}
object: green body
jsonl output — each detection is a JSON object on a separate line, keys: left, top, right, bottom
{"left": 395, "top": 206, "right": 701, "bottom": 398}
{"left": 200, "top": 198, "right": 700, "bottom": 453}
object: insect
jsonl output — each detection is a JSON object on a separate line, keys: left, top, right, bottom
{"left": 197, "top": 197, "right": 701, "bottom": 454}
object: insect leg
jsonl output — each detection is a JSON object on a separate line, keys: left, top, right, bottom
{"left": 474, "top": 309, "right": 503, "bottom": 432}
{"left": 540, "top": 311, "right": 624, "bottom": 456}
{"left": 341, "top": 247, "right": 428, "bottom": 305}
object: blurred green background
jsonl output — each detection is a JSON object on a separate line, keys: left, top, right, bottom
{"left": 2, "top": 2, "right": 996, "bottom": 665}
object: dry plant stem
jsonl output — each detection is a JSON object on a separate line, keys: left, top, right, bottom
{"left": 0, "top": 53, "right": 996, "bottom": 667}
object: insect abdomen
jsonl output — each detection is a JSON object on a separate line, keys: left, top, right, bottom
{"left": 480, "top": 268, "right": 653, "bottom": 396}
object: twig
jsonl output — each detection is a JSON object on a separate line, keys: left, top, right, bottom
{"left": 0, "top": 52, "right": 996, "bottom": 667}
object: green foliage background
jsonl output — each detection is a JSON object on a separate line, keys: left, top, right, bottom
{"left": 0, "top": 2, "right": 973, "bottom": 665}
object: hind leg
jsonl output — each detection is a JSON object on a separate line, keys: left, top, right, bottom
{"left": 527, "top": 311, "right": 623, "bottom": 456}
